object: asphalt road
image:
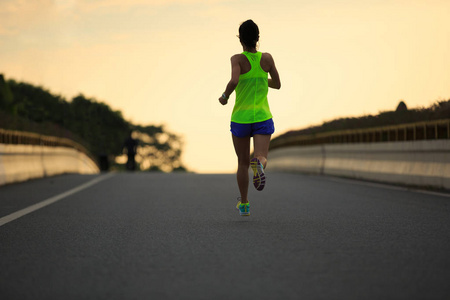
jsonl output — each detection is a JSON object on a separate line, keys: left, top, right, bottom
{"left": 1, "top": 172, "right": 450, "bottom": 299}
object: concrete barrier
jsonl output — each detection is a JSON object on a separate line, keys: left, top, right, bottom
{"left": 0, "top": 144, "right": 99, "bottom": 186}
{"left": 268, "top": 140, "right": 450, "bottom": 190}
{"left": 268, "top": 145, "right": 325, "bottom": 174}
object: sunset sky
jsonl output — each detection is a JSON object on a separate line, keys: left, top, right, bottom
{"left": 1, "top": 0, "right": 450, "bottom": 173}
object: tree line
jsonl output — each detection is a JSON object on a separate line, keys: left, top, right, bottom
{"left": 274, "top": 99, "right": 450, "bottom": 141}
{"left": 0, "top": 74, "right": 185, "bottom": 172}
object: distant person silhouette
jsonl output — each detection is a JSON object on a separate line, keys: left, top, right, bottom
{"left": 218, "top": 19, "right": 281, "bottom": 216}
{"left": 123, "top": 131, "right": 138, "bottom": 171}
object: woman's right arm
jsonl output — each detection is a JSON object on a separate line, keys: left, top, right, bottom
{"left": 219, "top": 55, "right": 241, "bottom": 105}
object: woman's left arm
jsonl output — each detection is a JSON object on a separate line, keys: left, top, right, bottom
{"left": 267, "top": 54, "right": 281, "bottom": 90}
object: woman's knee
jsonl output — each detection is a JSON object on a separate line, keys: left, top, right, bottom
{"left": 237, "top": 157, "right": 250, "bottom": 168}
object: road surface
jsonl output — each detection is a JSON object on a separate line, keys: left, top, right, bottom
{"left": 1, "top": 172, "right": 450, "bottom": 299}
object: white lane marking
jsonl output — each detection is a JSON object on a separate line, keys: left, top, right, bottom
{"left": 327, "top": 176, "right": 450, "bottom": 198}
{"left": 0, "top": 173, "right": 115, "bottom": 227}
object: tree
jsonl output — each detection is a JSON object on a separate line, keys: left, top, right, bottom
{"left": 396, "top": 100, "right": 408, "bottom": 112}
{"left": 1, "top": 75, "right": 187, "bottom": 172}
{"left": 0, "top": 74, "right": 14, "bottom": 113}
{"left": 130, "top": 125, "right": 185, "bottom": 172}
{"left": 68, "top": 94, "right": 130, "bottom": 157}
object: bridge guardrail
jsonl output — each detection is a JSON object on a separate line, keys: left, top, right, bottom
{"left": 0, "top": 128, "right": 100, "bottom": 185}
{"left": 270, "top": 119, "right": 450, "bottom": 150}
{"left": 268, "top": 119, "right": 450, "bottom": 190}
{"left": 0, "top": 128, "right": 98, "bottom": 167}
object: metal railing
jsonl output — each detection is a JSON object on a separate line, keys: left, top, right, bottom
{"left": 270, "top": 119, "right": 450, "bottom": 150}
{"left": 0, "top": 128, "right": 98, "bottom": 166}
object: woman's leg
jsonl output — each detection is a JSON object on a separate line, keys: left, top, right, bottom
{"left": 253, "top": 134, "right": 271, "bottom": 168}
{"left": 232, "top": 134, "right": 251, "bottom": 203}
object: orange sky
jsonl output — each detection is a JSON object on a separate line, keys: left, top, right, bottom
{"left": 1, "top": 0, "right": 450, "bottom": 173}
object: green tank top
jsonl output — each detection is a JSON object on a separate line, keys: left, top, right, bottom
{"left": 231, "top": 51, "right": 272, "bottom": 124}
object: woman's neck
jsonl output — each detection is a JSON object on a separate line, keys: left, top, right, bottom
{"left": 243, "top": 46, "right": 257, "bottom": 53}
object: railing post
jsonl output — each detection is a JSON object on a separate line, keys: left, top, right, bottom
{"left": 448, "top": 120, "right": 450, "bottom": 139}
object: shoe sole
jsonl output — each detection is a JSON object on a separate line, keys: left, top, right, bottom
{"left": 250, "top": 158, "right": 265, "bottom": 191}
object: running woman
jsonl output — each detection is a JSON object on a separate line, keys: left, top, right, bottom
{"left": 219, "top": 20, "right": 281, "bottom": 216}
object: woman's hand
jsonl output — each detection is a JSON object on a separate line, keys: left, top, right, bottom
{"left": 219, "top": 96, "right": 228, "bottom": 105}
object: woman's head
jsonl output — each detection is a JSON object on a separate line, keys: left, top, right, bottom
{"left": 238, "top": 20, "right": 259, "bottom": 49}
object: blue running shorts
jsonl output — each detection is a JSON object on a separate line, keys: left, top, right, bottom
{"left": 230, "top": 118, "right": 275, "bottom": 138}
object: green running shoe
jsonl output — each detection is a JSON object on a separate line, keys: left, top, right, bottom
{"left": 236, "top": 199, "right": 250, "bottom": 216}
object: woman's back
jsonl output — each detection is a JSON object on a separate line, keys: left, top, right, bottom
{"left": 232, "top": 51, "right": 271, "bottom": 124}
{"left": 237, "top": 52, "right": 275, "bottom": 74}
